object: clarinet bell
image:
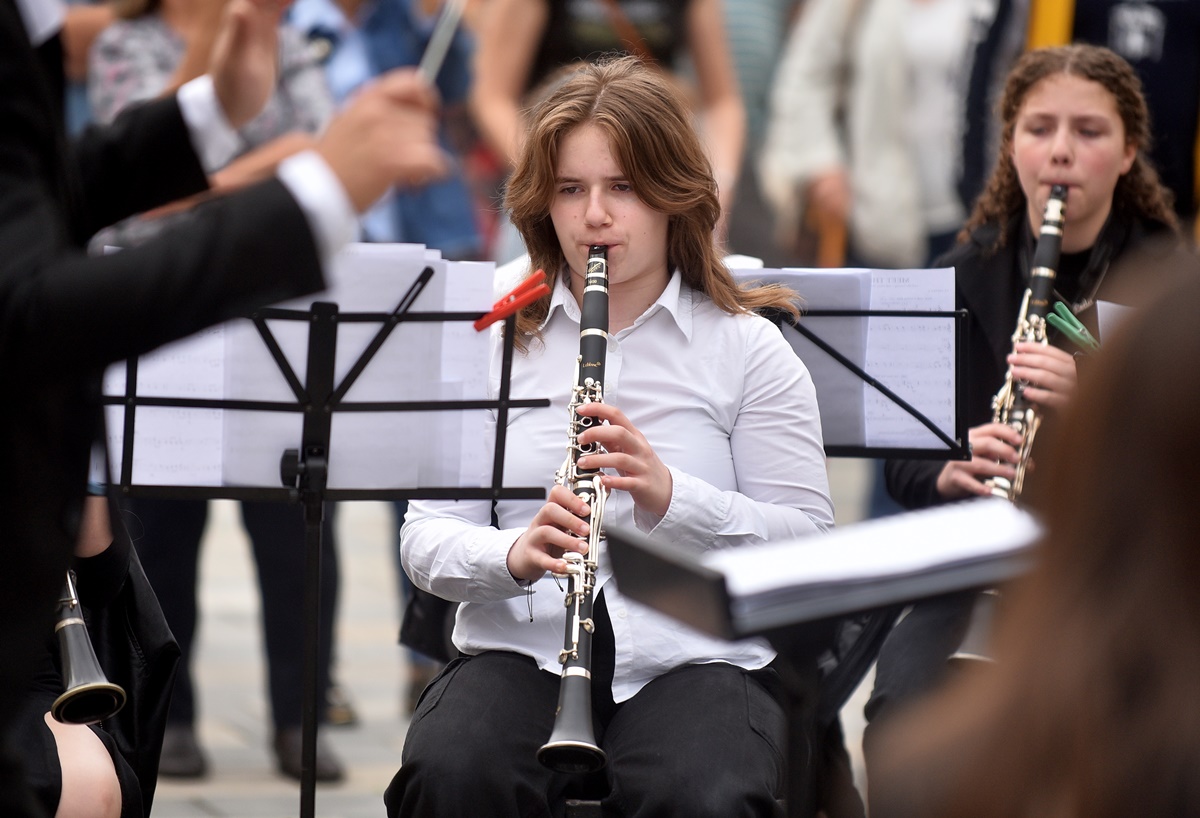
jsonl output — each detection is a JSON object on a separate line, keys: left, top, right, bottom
{"left": 537, "top": 674, "right": 606, "bottom": 773}
{"left": 52, "top": 573, "right": 127, "bottom": 725}
{"left": 947, "top": 590, "right": 1000, "bottom": 668}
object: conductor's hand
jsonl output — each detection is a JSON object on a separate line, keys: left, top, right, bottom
{"left": 316, "top": 69, "right": 450, "bottom": 214}
{"left": 574, "top": 402, "right": 673, "bottom": 520}
{"left": 936, "top": 422, "right": 1023, "bottom": 500}
{"left": 507, "top": 485, "right": 593, "bottom": 583}
{"left": 209, "top": 0, "right": 289, "bottom": 130}
{"left": 1008, "top": 342, "right": 1078, "bottom": 410}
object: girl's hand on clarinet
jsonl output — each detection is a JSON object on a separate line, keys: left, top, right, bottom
{"left": 574, "top": 402, "right": 672, "bottom": 519}
{"left": 936, "top": 423, "right": 1024, "bottom": 500}
{"left": 506, "top": 485, "right": 592, "bottom": 583}
{"left": 1008, "top": 342, "right": 1078, "bottom": 410}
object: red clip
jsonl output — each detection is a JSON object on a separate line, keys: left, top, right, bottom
{"left": 473, "top": 269, "right": 550, "bottom": 331}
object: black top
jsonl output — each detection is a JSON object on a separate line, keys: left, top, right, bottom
{"left": 527, "top": 0, "right": 689, "bottom": 95}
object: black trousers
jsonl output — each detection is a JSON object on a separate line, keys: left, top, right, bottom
{"left": 385, "top": 649, "right": 788, "bottom": 818}
{"left": 124, "top": 498, "right": 338, "bottom": 731}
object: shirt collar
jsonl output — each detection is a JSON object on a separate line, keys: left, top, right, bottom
{"left": 541, "top": 267, "right": 694, "bottom": 341}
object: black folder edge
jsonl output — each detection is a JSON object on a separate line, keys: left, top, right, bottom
{"left": 606, "top": 523, "right": 1035, "bottom": 642}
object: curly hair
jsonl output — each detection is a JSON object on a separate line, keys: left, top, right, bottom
{"left": 962, "top": 44, "right": 1177, "bottom": 246}
{"left": 503, "top": 55, "right": 798, "bottom": 348}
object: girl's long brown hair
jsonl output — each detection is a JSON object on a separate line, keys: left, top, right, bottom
{"left": 963, "top": 44, "right": 1177, "bottom": 246}
{"left": 504, "top": 56, "right": 798, "bottom": 347}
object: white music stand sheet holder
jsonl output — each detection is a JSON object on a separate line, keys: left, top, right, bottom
{"left": 101, "top": 242, "right": 494, "bottom": 490}
{"left": 730, "top": 266, "right": 957, "bottom": 454}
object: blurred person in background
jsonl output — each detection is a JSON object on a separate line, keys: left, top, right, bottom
{"left": 61, "top": 0, "right": 112, "bottom": 133}
{"left": 760, "top": 0, "right": 974, "bottom": 272}
{"left": 469, "top": 0, "right": 745, "bottom": 262}
{"left": 721, "top": 0, "right": 802, "bottom": 268}
{"left": 759, "top": 0, "right": 976, "bottom": 522}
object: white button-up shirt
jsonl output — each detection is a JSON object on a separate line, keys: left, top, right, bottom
{"left": 401, "top": 270, "right": 834, "bottom": 702}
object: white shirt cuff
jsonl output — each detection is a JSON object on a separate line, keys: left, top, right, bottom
{"left": 276, "top": 150, "right": 358, "bottom": 268}
{"left": 176, "top": 75, "right": 241, "bottom": 173}
{"left": 16, "top": 0, "right": 64, "bottom": 46}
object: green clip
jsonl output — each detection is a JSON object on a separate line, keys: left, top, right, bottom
{"left": 1046, "top": 302, "right": 1100, "bottom": 351}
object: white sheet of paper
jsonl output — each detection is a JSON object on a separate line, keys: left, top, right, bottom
{"left": 104, "top": 244, "right": 495, "bottom": 489}
{"left": 702, "top": 498, "right": 1040, "bottom": 603}
{"left": 730, "top": 266, "right": 956, "bottom": 449}
{"left": 864, "top": 268, "right": 956, "bottom": 447}
{"left": 105, "top": 327, "right": 226, "bottom": 486}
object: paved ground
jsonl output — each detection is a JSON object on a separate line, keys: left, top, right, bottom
{"left": 148, "top": 459, "right": 876, "bottom": 818}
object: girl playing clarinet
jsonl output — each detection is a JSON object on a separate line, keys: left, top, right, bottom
{"left": 865, "top": 43, "right": 1198, "bottom": 816}
{"left": 387, "top": 55, "right": 835, "bottom": 818}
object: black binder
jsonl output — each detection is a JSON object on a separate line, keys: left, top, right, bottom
{"left": 606, "top": 498, "right": 1039, "bottom": 641}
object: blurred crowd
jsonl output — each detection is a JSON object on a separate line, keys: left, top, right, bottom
{"left": 60, "top": 0, "right": 1200, "bottom": 273}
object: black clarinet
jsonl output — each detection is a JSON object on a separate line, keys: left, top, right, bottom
{"left": 537, "top": 246, "right": 609, "bottom": 774}
{"left": 952, "top": 186, "right": 1068, "bottom": 667}
{"left": 984, "top": 184, "right": 1068, "bottom": 501}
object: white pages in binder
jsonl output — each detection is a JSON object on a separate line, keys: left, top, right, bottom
{"left": 701, "top": 498, "right": 1041, "bottom": 626}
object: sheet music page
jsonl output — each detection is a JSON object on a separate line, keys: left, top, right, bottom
{"left": 438, "top": 260, "right": 495, "bottom": 488}
{"left": 223, "top": 244, "right": 492, "bottom": 488}
{"left": 105, "top": 244, "right": 495, "bottom": 489}
{"left": 730, "top": 266, "right": 871, "bottom": 447}
{"left": 701, "top": 498, "right": 1040, "bottom": 605}
{"left": 864, "top": 268, "right": 955, "bottom": 447}
{"left": 104, "top": 327, "right": 225, "bottom": 486}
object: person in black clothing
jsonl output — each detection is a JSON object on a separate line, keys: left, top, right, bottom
{"left": 866, "top": 265, "right": 1200, "bottom": 818}
{"left": 0, "top": 0, "right": 449, "bottom": 810}
{"left": 865, "top": 43, "right": 1198, "bottom": 816}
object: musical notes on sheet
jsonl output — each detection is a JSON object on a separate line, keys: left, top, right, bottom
{"left": 103, "top": 243, "right": 494, "bottom": 489}
{"left": 728, "top": 265, "right": 956, "bottom": 451}
{"left": 864, "top": 269, "right": 955, "bottom": 448}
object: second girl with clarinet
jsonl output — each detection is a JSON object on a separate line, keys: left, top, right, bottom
{"left": 387, "top": 56, "right": 835, "bottom": 818}
{"left": 864, "top": 44, "right": 1199, "bottom": 816}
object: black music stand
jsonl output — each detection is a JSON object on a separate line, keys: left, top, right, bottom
{"left": 104, "top": 266, "right": 548, "bottom": 818}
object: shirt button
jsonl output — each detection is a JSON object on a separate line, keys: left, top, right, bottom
{"left": 617, "top": 609, "right": 628, "bottom": 620}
